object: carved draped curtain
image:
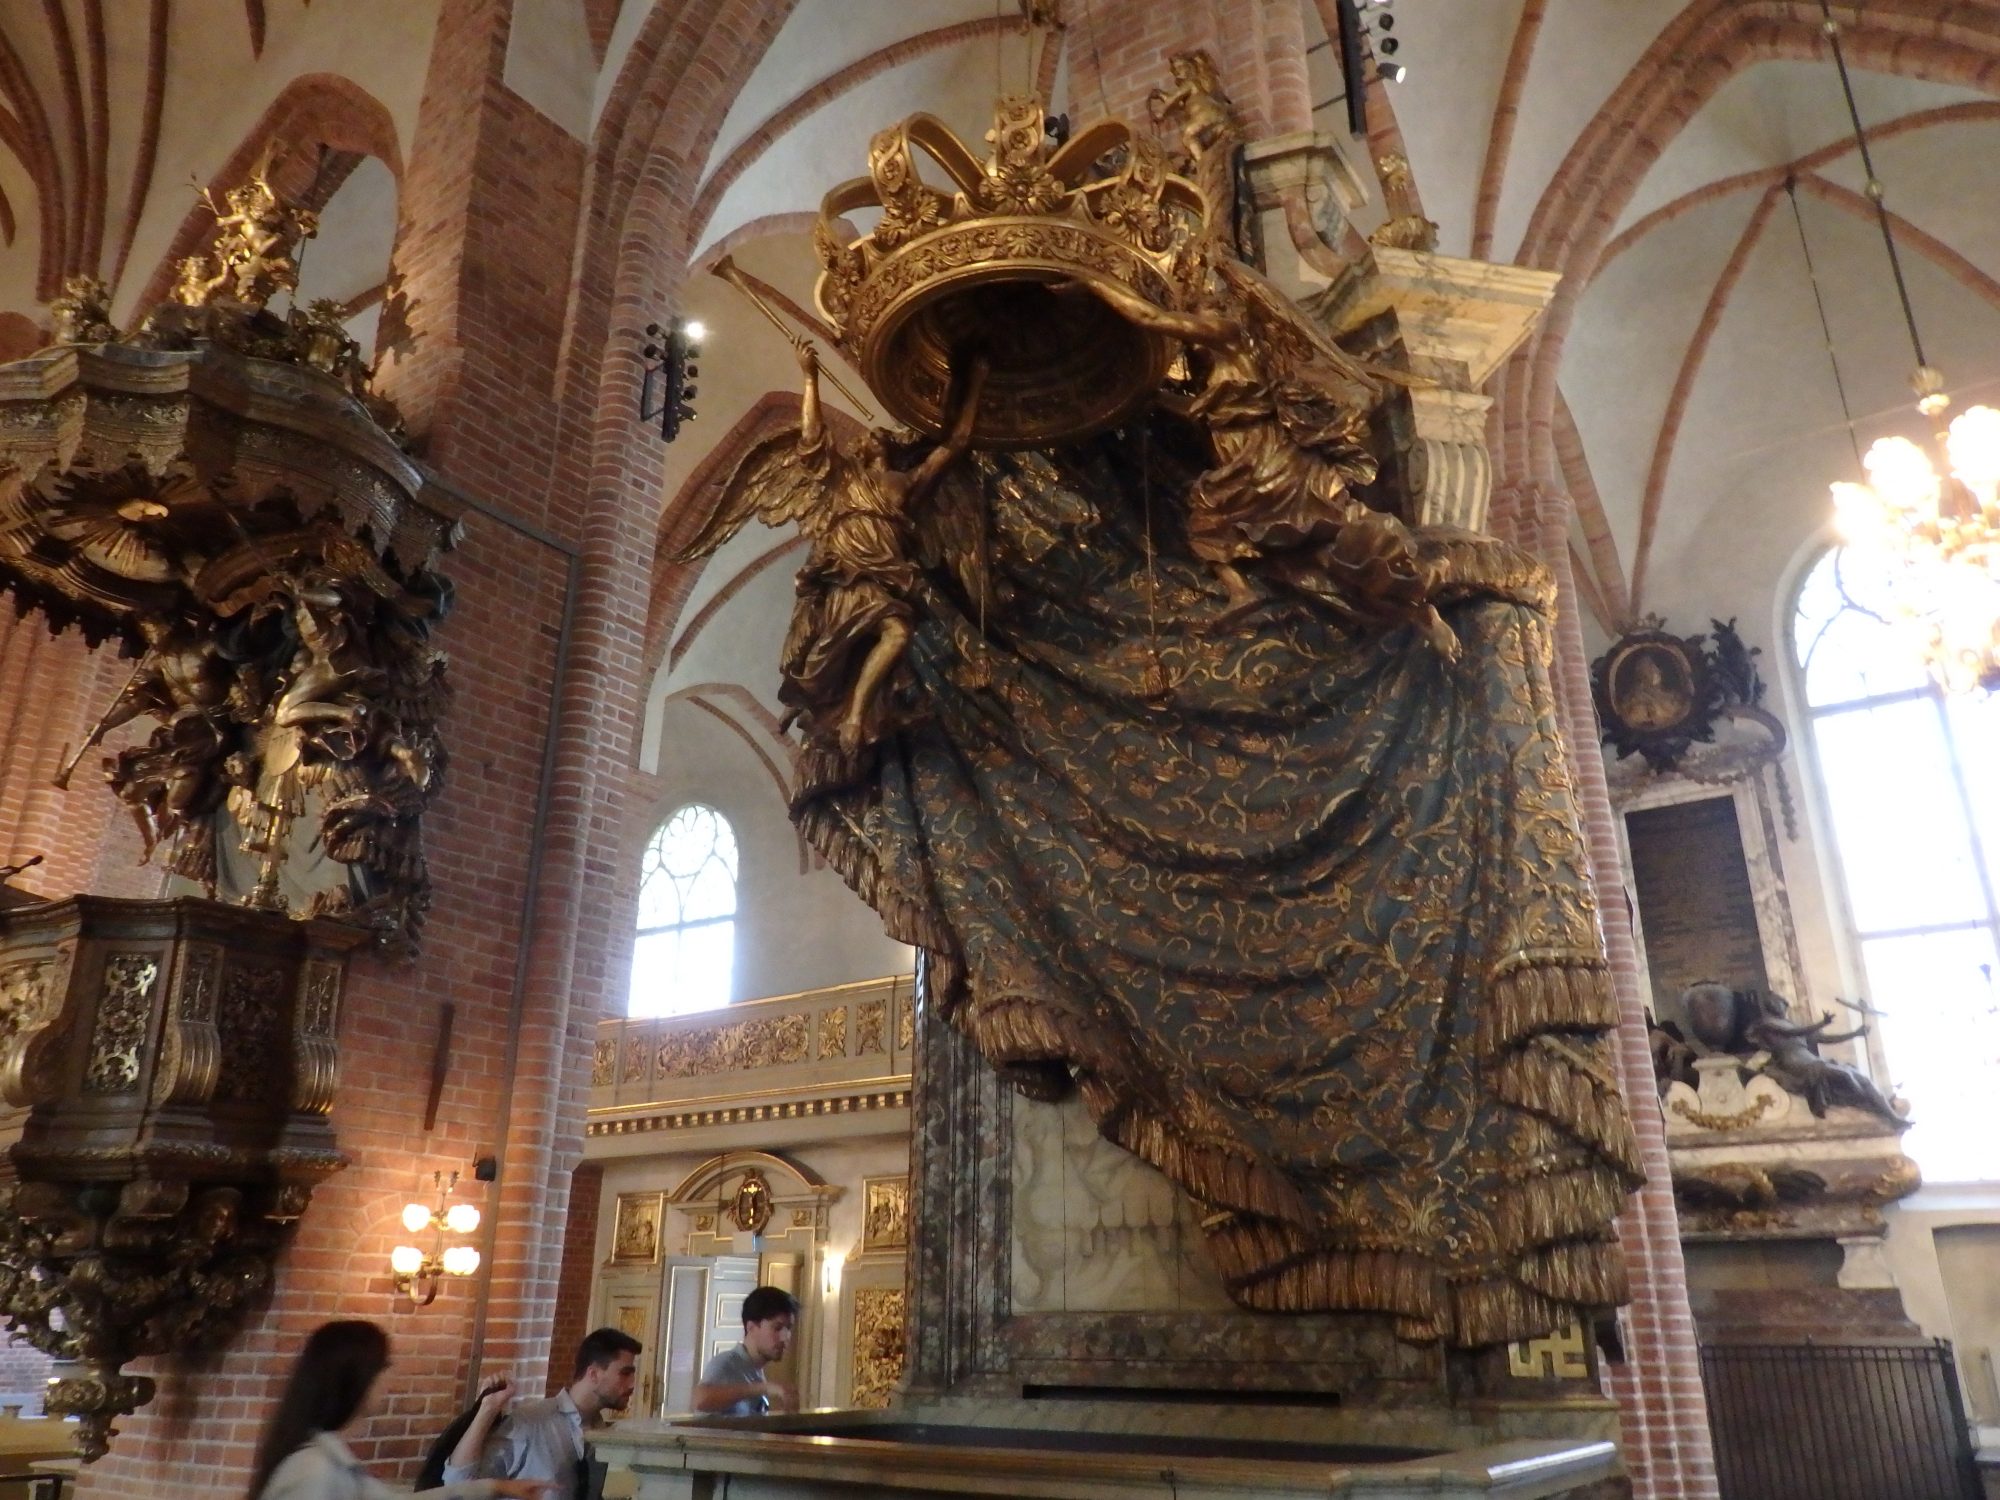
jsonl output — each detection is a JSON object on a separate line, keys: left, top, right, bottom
{"left": 795, "top": 427, "right": 1642, "bottom": 1346}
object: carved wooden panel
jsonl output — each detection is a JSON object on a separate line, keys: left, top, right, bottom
{"left": 850, "top": 1287, "right": 906, "bottom": 1409}
{"left": 655, "top": 1013, "right": 809, "bottom": 1078}
{"left": 83, "top": 954, "right": 159, "bottom": 1094}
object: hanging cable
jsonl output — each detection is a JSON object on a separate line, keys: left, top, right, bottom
{"left": 1784, "top": 176, "right": 1863, "bottom": 468}
{"left": 1816, "top": 0, "right": 1933, "bottom": 392}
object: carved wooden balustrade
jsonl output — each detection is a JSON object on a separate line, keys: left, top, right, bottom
{"left": 585, "top": 975, "right": 915, "bottom": 1149}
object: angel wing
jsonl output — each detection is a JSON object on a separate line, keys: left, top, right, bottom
{"left": 909, "top": 458, "right": 991, "bottom": 621}
{"left": 668, "top": 425, "right": 835, "bottom": 563}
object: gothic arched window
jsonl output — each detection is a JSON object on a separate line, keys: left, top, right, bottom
{"left": 1793, "top": 546, "right": 2000, "bottom": 1181}
{"left": 630, "top": 804, "right": 739, "bottom": 1017}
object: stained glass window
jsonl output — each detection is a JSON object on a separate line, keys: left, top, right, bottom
{"left": 629, "top": 804, "right": 738, "bottom": 1017}
{"left": 1793, "top": 547, "right": 2000, "bottom": 1181}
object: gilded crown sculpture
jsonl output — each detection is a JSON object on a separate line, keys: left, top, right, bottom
{"left": 813, "top": 94, "right": 1210, "bottom": 448}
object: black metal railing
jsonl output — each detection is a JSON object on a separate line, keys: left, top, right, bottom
{"left": 1700, "top": 1341, "right": 1983, "bottom": 1500}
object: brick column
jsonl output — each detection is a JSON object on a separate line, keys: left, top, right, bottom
{"left": 1066, "top": 0, "right": 1311, "bottom": 138}
{"left": 544, "top": 1164, "right": 604, "bottom": 1396}
{"left": 1497, "top": 482, "right": 1719, "bottom": 1500}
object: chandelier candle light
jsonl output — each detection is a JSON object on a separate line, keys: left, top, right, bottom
{"left": 1815, "top": 2, "right": 2000, "bottom": 693}
{"left": 391, "top": 1171, "right": 482, "bottom": 1306}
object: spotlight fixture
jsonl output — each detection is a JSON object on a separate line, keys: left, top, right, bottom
{"left": 640, "top": 317, "right": 703, "bottom": 442}
{"left": 390, "top": 1170, "right": 483, "bottom": 1307}
{"left": 1335, "top": 0, "right": 1409, "bottom": 120}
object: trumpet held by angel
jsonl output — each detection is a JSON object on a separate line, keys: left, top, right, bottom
{"left": 670, "top": 338, "right": 992, "bottom": 761}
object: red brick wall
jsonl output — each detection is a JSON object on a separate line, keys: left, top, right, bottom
{"left": 0, "top": 1343, "right": 52, "bottom": 1412}
{"left": 545, "top": 1164, "right": 604, "bottom": 1395}
{"left": 1492, "top": 483, "right": 1719, "bottom": 1500}
{"left": 1065, "top": 0, "right": 1312, "bottom": 138}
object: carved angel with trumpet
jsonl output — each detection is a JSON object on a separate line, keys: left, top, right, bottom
{"left": 671, "top": 339, "right": 990, "bottom": 761}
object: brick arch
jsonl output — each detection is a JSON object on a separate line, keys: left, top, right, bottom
{"left": 1497, "top": 0, "right": 2000, "bottom": 494}
{"left": 0, "top": 311, "right": 42, "bottom": 362}
{"left": 688, "top": 209, "right": 832, "bottom": 280}
{"left": 131, "top": 71, "right": 405, "bottom": 314}
{"left": 656, "top": 685, "right": 808, "bottom": 871}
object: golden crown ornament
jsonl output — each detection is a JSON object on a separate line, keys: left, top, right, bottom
{"left": 815, "top": 95, "right": 1209, "bottom": 449}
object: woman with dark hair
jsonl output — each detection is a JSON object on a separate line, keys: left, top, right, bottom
{"left": 249, "top": 1321, "right": 549, "bottom": 1500}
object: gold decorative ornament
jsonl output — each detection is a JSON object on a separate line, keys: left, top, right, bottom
{"left": 856, "top": 999, "right": 887, "bottom": 1056}
{"left": 670, "top": 343, "right": 988, "bottom": 762}
{"left": 0, "top": 167, "right": 456, "bottom": 950}
{"left": 861, "top": 1176, "right": 910, "bottom": 1253}
{"left": 849, "top": 1287, "right": 907, "bottom": 1409}
{"left": 0, "top": 895, "right": 360, "bottom": 1460}
{"left": 818, "top": 1005, "right": 848, "bottom": 1059}
{"left": 1506, "top": 1320, "right": 1591, "bottom": 1380}
{"left": 728, "top": 1170, "right": 774, "bottom": 1235}
{"left": 610, "top": 1192, "right": 664, "bottom": 1265}
{"left": 814, "top": 95, "right": 1207, "bottom": 448}
{"left": 1368, "top": 155, "right": 1440, "bottom": 254}
{"left": 1148, "top": 50, "right": 1244, "bottom": 257}
{"left": 653, "top": 1011, "right": 811, "bottom": 1080}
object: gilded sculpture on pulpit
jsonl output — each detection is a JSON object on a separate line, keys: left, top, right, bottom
{"left": 190, "top": 165, "right": 320, "bottom": 311}
{"left": 0, "top": 165, "right": 452, "bottom": 950}
{"left": 48, "top": 274, "right": 118, "bottom": 344}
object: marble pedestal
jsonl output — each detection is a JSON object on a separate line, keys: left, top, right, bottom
{"left": 592, "top": 1408, "right": 1618, "bottom": 1500}
{"left": 737, "top": 982, "right": 1628, "bottom": 1495}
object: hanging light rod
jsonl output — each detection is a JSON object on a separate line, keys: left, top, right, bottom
{"left": 1816, "top": 0, "right": 1938, "bottom": 411}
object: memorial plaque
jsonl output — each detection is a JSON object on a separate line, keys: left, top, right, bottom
{"left": 1627, "top": 796, "right": 1770, "bottom": 1009}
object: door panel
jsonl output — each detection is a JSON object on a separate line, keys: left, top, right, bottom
{"left": 756, "top": 1252, "right": 803, "bottom": 1404}
{"left": 659, "top": 1261, "right": 709, "bottom": 1415}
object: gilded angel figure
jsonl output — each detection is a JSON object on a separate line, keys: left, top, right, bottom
{"left": 1148, "top": 51, "right": 1239, "bottom": 177}
{"left": 195, "top": 170, "right": 318, "bottom": 309}
{"left": 1075, "top": 260, "right": 1455, "bottom": 654}
{"left": 671, "top": 341, "right": 989, "bottom": 759}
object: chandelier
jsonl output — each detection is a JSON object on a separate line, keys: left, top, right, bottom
{"left": 1813, "top": 2, "right": 2000, "bottom": 693}
{"left": 1831, "top": 386, "right": 2000, "bottom": 693}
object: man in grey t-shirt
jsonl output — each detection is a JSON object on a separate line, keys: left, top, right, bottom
{"left": 694, "top": 1286, "right": 798, "bottom": 1416}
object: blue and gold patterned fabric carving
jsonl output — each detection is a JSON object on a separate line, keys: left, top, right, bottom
{"left": 792, "top": 430, "right": 1643, "bottom": 1348}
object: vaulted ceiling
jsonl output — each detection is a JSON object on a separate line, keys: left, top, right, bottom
{"left": 4, "top": 0, "right": 1997, "bottom": 753}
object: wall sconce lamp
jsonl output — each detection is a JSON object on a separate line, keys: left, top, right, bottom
{"left": 391, "top": 1171, "right": 482, "bottom": 1307}
{"left": 821, "top": 1250, "right": 846, "bottom": 1300}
